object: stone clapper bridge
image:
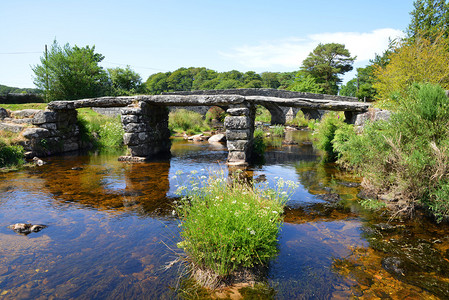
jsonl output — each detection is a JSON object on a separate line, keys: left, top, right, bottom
{"left": 44, "top": 89, "right": 370, "bottom": 166}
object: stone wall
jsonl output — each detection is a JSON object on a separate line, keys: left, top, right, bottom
{"left": 21, "top": 109, "right": 80, "bottom": 157}
{"left": 120, "top": 102, "right": 171, "bottom": 159}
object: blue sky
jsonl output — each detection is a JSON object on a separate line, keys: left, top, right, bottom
{"left": 1, "top": 0, "right": 414, "bottom": 88}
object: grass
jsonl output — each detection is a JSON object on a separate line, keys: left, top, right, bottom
{"left": 255, "top": 105, "right": 271, "bottom": 124}
{"left": 169, "top": 109, "right": 210, "bottom": 135}
{"left": 77, "top": 112, "right": 125, "bottom": 150}
{"left": 0, "top": 140, "right": 24, "bottom": 169}
{"left": 269, "top": 125, "right": 285, "bottom": 137}
{"left": 174, "top": 170, "right": 297, "bottom": 288}
{"left": 286, "top": 110, "right": 310, "bottom": 127}
{"left": 0, "top": 103, "right": 47, "bottom": 111}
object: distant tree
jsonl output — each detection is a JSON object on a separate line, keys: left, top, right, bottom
{"left": 192, "top": 68, "right": 218, "bottom": 90}
{"left": 407, "top": 0, "right": 449, "bottom": 41}
{"left": 146, "top": 72, "right": 170, "bottom": 94}
{"left": 108, "top": 66, "right": 143, "bottom": 95}
{"left": 339, "top": 79, "right": 357, "bottom": 97}
{"left": 261, "top": 72, "right": 281, "bottom": 89}
{"left": 301, "top": 43, "right": 356, "bottom": 95}
{"left": 215, "top": 79, "right": 240, "bottom": 90}
{"left": 277, "top": 72, "right": 296, "bottom": 89}
{"left": 32, "top": 40, "right": 109, "bottom": 101}
{"left": 287, "top": 71, "right": 324, "bottom": 93}
{"left": 167, "top": 68, "right": 194, "bottom": 91}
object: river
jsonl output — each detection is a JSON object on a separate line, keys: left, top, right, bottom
{"left": 0, "top": 130, "right": 448, "bottom": 299}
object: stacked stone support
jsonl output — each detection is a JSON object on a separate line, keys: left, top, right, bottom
{"left": 224, "top": 102, "right": 256, "bottom": 166}
{"left": 120, "top": 101, "right": 171, "bottom": 160}
{"left": 19, "top": 108, "right": 80, "bottom": 157}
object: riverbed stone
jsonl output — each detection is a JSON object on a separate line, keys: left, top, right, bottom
{"left": 208, "top": 133, "right": 225, "bottom": 143}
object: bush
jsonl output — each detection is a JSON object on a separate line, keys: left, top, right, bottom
{"left": 331, "top": 83, "right": 449, "bottom": 221}
{"left": 169, "top": 109, "right": 210, "bottom": 135}
{"left": 174, "top": 170, "right": 297, "bottom": 287}
{"left": 0, "top": 141, "right": 24, "bottom": 168}
{"left": 315, "top": 112, "right": 346, "bottom": 162}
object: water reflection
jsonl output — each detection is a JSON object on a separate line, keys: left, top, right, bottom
{"left": 0, "top": 131, "right": 448, "bottom": 299}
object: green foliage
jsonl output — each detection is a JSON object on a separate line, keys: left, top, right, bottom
{"left": 32, "top": 40, "right": 109, "bottom": 101}
{"left": 169, "top": 109, "right": 210, "bottom": 135}
{"left": 287, "top": 71, "right": 324, "bottom": 93}
{"left": 269, "top": 125, "right": 285, "bottom": 137}
{"left": 359, "top": 198, "right": 387, "bottom": 211}
{"left": 301, "top": 43, "right": 356, "bottom": 95}
{"left": 331, "top": 83, "right": 449, "bottom": 221}
{"left": 315, "top": 112, "right": 346, "bottom": 162}
{"left": 340, "top": 65, "right": 377, "bottom": 101}
{"left": 407, "top": 0, "right": 449, "bottom": 41}
{"left": 174, "top": 170, "right": 297, "bottom": 280}
{"left": 0, "top": 141, "right": 24, "bottom": 168}
{"left": 108, "top": 66, "right": 144, "bottom": 96}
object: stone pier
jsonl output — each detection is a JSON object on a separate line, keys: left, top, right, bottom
{"left": 224, "top": 102, "right": 256, "bottom": 166}
{"left": 120, "top": 102, "right": 171, "bottom": 160}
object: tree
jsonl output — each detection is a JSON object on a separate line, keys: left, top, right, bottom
{"left": 261, "top": 72, "right": 281, "bottom": 89}
{"left": 32, "top": 40, "right": 109, "bottom": 101}
{"left": 108, "top": 66, "right": 143, "bottom": 95}
{"left": 301, "top": 43, "right": 356, "bottom": 95}
{"left": 146, "top": 72, "right": 170, "bottom": 94}
{"left": 287, "top": 71, "right": 324, "bottom": 93}
{"left": 373, "top": 33, "right": 449, "bottom": 104}
{"left": 407, "top": 0, "right": 449, "bottom": 41}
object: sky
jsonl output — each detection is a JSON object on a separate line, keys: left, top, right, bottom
{"left": 1, "top": 0, "right": 414, "bottom": 89}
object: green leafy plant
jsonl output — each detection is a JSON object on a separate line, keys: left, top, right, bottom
{"left": 0, "top": 141, "right": 24, "bottom": 168}
{"left": 174, "top": 170, "right": 297, "bottom": 288}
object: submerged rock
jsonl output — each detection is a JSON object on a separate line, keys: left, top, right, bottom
{"left": 8, "top": 223, "right": 47, "bottom": 235}
{"left": 32, "top": 157, "right": 45, "bottom": 166}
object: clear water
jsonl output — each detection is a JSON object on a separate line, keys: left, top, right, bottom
{"left": 0, "top": 131, "right": 448, "bottom": 299}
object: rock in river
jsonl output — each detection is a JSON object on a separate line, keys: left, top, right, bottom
{"left": 8, "top": 223, "right": 47, "bottom": 235}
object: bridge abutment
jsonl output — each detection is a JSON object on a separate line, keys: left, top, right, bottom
{"left": 120, "top": 102, "right": 171, "bottom": 160}
{"left": 224, "top": 102, "right": 256, "bottom": 166}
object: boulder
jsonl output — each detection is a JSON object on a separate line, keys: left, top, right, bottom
{"left": 0, "top": 107, "right": 9, "bottom": 119}
{"left": 208, "top": 133, "right": 226, "bottom": 143}
{"left": 8, "top": 223, "right": 47, "bottom": 235}
{"left": 12, "top": 109, "right": 41, "bottom": 118}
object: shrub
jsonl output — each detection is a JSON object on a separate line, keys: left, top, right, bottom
{"left": 169, "top": 109, "right": 210, "bottom": 135}
{"left": 174, "top": 170, "right": 297, "bottom": 288}
{"left": 331, "top": 83, "right": 449, "bottom": 221}
{"left": 314, "top": 112, "right": 346, "bottom": 162}
{"left": 0, "top": 141, "right": 24, "bottom": 168}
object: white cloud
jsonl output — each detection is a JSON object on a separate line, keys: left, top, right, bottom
{"left": 220, "top": 28, "right": 404, "bottom": 70}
